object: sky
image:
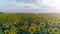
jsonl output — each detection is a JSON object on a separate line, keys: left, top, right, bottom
{"left": 0, "top": 0, "right": 60, "bottom": 13}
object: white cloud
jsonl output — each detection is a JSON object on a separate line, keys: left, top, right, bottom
{"left": 0, "top": 0, "right": 60, "bottom": 13}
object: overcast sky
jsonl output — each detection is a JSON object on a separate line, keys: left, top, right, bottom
{"left": 0, "top": 0, "right": 60, "bottom": 13}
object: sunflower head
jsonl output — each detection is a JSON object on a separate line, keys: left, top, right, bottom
{"left": 48, "top": 28, "right": 53, "bottom": 33}
{"left": 10, "top": 23, "right": 14, "bottom": 27}
{"left": 48, "top": 20, "right": 53, "bottom": 25}
{"left": 4, "top": 30, "right": 10, "bottom": 34}
{"left": 29, "top": 27, "right": 35, "bottom": 33}
{"left": 11, "top": 27, "right": 16, "bottom": 31}
{"left": 21, "top": 26, "right": 27, "bottom": 30}
{"left": 35, "top": 26, "right": 40, "bottom": 32}
{"left": 26, "top": 26, "right": 29, "bottom": 30}
{"left": 15, "top": 19, "right": 19, "bottom": 22}
{"left": 52, "top": 23, "right": 57, "bottom": 26}
{"left": 3, "top": 24, "right": 7, "bottom": 28}
{"left": 24, "top": 21, "right": 28, "bottom": 26}
{"left": 15, "top": 27, "right": 18, "bottom": 32}
{"left": 31, "top": 23, "right": 36, "bottom": 28}
{"left": 11, "top": 32, "right": 16, "bottom": 34}
{"left": 12, "top": 21, "right": 17, "bottom": 25}
{"left": 53, "top": 28, "right": 59, "bottom": 34}
{"left": 43, "top": 28, "right": 47, "bottom": 32}
{"left": 40, "top": 22, "right": 45, "bottom": 28}
{"left": 57, "top": 22, "right": 60, "bottom": 25}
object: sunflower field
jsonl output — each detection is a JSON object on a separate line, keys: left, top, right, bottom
{"left": 0, "top": 13, "right": 60, "bottom": 34}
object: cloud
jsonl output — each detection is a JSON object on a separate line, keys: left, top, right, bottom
{"left": 0, "top": 0, "right": 60, "bottom": 13}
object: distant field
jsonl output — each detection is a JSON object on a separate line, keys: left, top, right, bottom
{"left": 0, "top": 13, "right": 60, "bottom": 34}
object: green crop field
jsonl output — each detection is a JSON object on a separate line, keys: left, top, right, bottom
{"left": 0, "top": 13, "right": 60, "bottom": 34}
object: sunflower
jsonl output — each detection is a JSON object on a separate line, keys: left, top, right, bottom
{"left": 3, "top": 23, "right": 7, "bottom": 28}
{"left": 40, "top": 22, "right": 45, "bottom": 28}
{"left": 15, "top": 19, "right": 19, "bottom": 22}
{"left": 10, "top": 23, "right": 14, "bottom": 27}
{"left": 31, "top": 23, "right": 36, "bottom": 28}
{"left": 17, "top": 26, "right": 21, "bottom": 30}
{"left": 11, "top": 32, "right": 16, "bottom": 34}
{"left": 43, "top": 28, "right": 47, "bottom": 32}
{"left": 21, "top": 26, "right": 27, "bottom": 30}
{"left": 40, "top": 20, "right": 45, "bottom": 23}
{"left": 53, "top": 28, "right": 59, "bottom": 34}
{"left": 52, "top": 23, "right": 57, "bottom": 26}
{"left": 48, "top": 20, "right": 53, "bottom": 25}
{"left": 48, "top": 28, "right": 53, "bottom": 33}
{"left": 29, "top": 27, "right": 35, "bottom": 33}
{"left": 15, "top": 27, "right": 18, "bottom": 32}
{"left": 35, "top": 26, "right": 40, "bottom": 31}
{"left": 26, "top": 26, "right": 29, "bottom": 30}
{"left": 24, "top": 21, "right": 28, "bottom": 26}
{"left": 11, "top": 27, "right": 16, "bottom": 31}
{"left": 4, "top": 30, "right": 10, "bottom": 34}
{"left": 57, "top": 22, "right": 60, "bottom": 25}
{"left": 12, "top": 21, "right": 17, "bottom": 25}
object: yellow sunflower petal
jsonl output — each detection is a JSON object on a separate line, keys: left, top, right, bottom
{"left": 43, "top": 28, "right": 47, "bottom": 32}
{"left": 31, "top": 23, "right": 36, "bottom": 28}
{"left": 48, "top": 28, "right": 53, "bottom": 33}
{"left": 29, "top": 27, "right": 35, "bottom": 33}
{"left": 48, "top": 20, "right": 53, "bottom": 25}
{"left": 11, "top": 32, "right": 16, "bottom": 34}
{"left": 40, "top": 22, "right": 45, "bottom": 28}
{"left": 4, "top": 30, "right": 10, "bottom": 34}
{"left": 35, "top": 26, "right": 40, "bottom": 31}
{"left": 11, "top": 27, "right": 16, "bottom": 31}
{"left": 21, "top": 26, "right": 27, "bottom": 30}
{"left": 24, "top": 21, "right": 28, "bottom": 26}
{"left": 53, "top": 28, "right": 59, "bottom": 33}
{"left": 3, "top": 24, "right": 7, "bottom": 28}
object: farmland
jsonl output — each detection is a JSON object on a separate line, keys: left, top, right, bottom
{"left": 0, "top": 13, "right": 60, "bottom": 34}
